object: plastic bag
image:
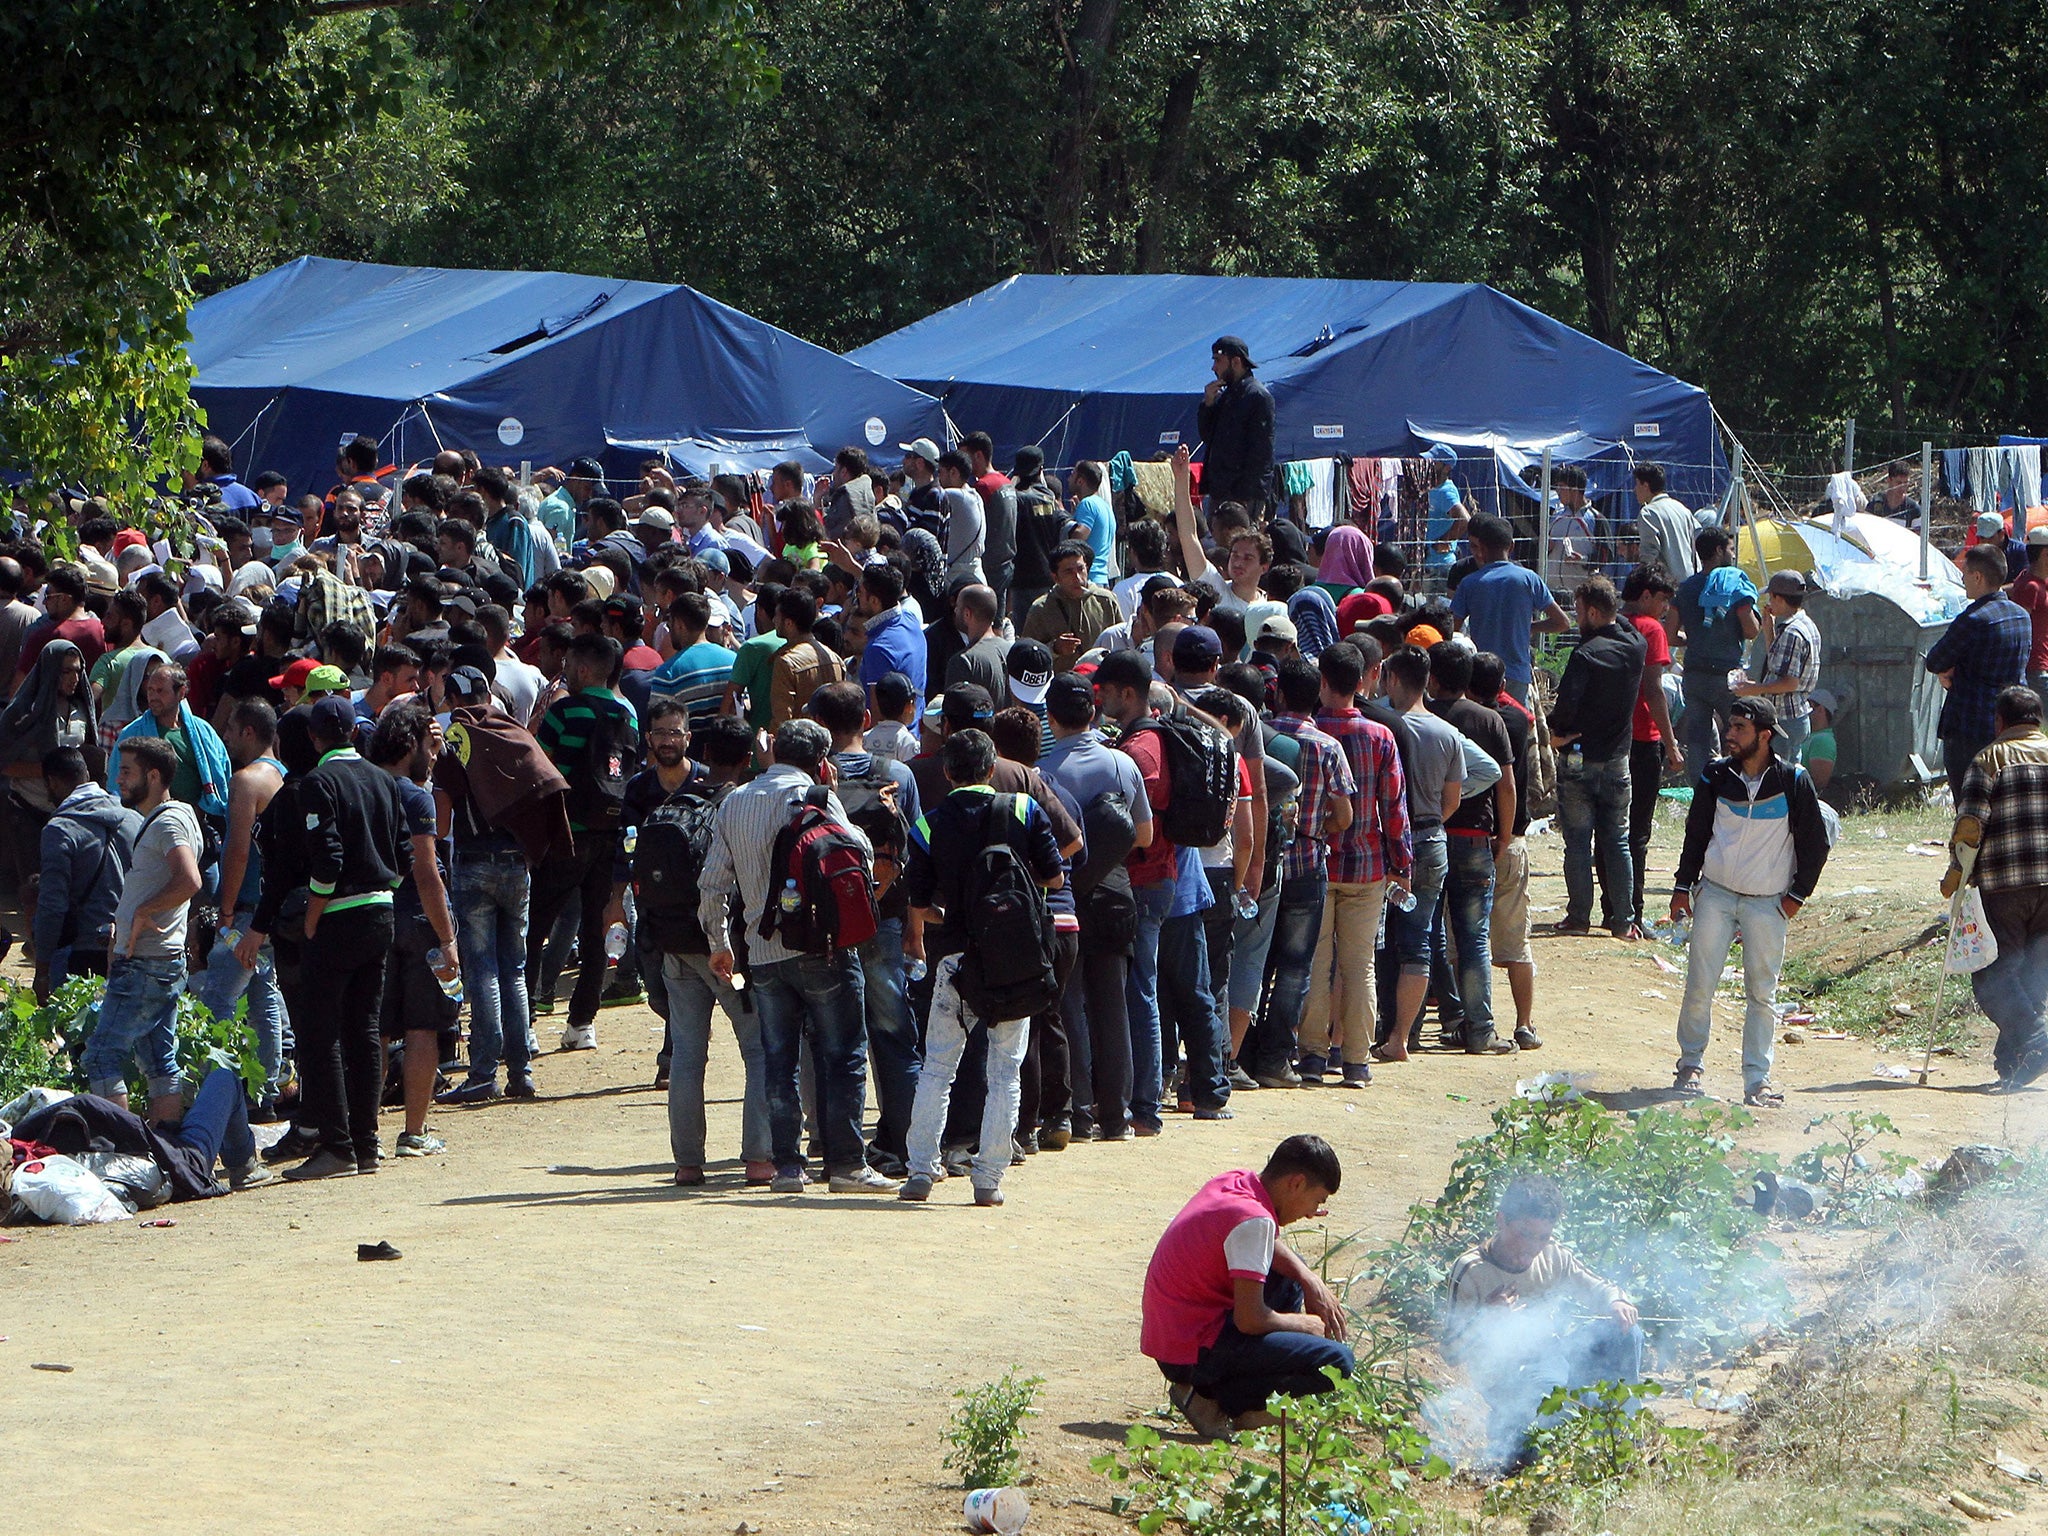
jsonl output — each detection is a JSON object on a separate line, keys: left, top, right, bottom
{"left": 1947, "top": 887, "right": 1999, "bottom": 975}
{"left": 12, "top": 1155, "right": 132, "bottom": 1225}
{"left": 74, "top": 1151, "right": 171, "bottom": 1210}
{"left": 0, "top": 1086, "right": 73, "bottom": 1129}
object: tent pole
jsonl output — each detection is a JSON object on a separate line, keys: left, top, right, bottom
{"left": 1538, "top": 447, "right": 1553, "bottom": 591}
{"left": 1919, "top": 441, "right": 1933, "bottom": 581}
{"left": 1737, "top": 450, "right": 1769, "bottom": 581}
{"left": 1843, "top": 416, "right": 1856, "bottom": 476}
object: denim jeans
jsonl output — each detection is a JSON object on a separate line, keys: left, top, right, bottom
{"left": 1248, "top": 868, "right": 1326, "bottom": 1075}
{"left": 1681, "top": 675, "right": 1735, "bottom": 785}
{"left": 195, "top": 912, "right": 291, "bottom": 1093}
{"left": 86, "top": 951, "right": 187, "bottom": 1100}
{"left": 1556, "top": 748, "right": 1635, "bottom": 931}
{"left": 1125, "top": 879, "right": 1177, "bottom": 1129}
{"left": 1442, "top": 834, "right": 1497, "bottom": 1048}
{"left": 907, "top": 954, "right": 1030, "bottom": 1189}
{"left": 661, "top": 950, "right": 770, "bottom": 1167}
{"left": 1774, "top": 710, "right": 1809, "bottom": 764}
{"left": 1229, "top": 885, "right": 1281, "bottom": 1017}
{"left": 857, "top": 916, "right": 919, "bottom": 1163}
{"left": 455, "top": 841, "right": 532, "bottom": 1082}
{"left": 1972, "top": 887, "right": 2048, "bottom": 1084}
{"left": 751, "top": 949, "right": 869, "bottom": 1177}
{"left": 1160, "top": 910, "right": 1229, "bottom": 1110}
{"left": 1165, "top": 1274, "right": 1356, "bottom": 1418}
{"left": 1385, "top": 833, "right": 1448, "bottom": 974}
{"left": 172, "top": 1065, "right": 257, "bottom": 1173}
{"left": 1675, "top": 880, "right": 1789, "bottom": 1091}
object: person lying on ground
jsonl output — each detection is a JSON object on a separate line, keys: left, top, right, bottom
{"left": 12, "top": 1065, "right": 274, "bottom": 1198}
{"left": 1141, "top": 1133, "right": 1354, "bottom": 1438}
{"left": 1443, "top": 1173, "right": 1641, "bottom": 1471}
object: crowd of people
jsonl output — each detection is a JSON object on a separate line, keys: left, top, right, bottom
{"left": 7, "top": 331, "right": 2041, "bottom": 1221}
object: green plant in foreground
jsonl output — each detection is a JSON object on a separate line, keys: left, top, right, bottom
{"left": 944, "top": 1368, "right": 1043, "bottom": 1489}
{"left": 1792, "top": 1111, "right": 1919, "bottom": 1225}
{"left": 1489, "top": 1379, "right": 1728, "bottom": 1513}
{"left": 0, "top": 974, "right": 260, "bottom": 1108}
{"left": 1095, "top": 1366, "right": 1444, "bottom": 1535}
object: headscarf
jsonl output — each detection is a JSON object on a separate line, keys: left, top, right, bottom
{"left": 1287, "top": 585, "right": 1340, "bottom": 660}
{"left": 229, "top": 560, "right": 276, "bottom": 600}
{"left": 1, "top": 639, "right": 97, "bottom": 767}
{"left": 900, "top": 528, "right": 947, "bottom": 612}
{"left": 1319, "top": 525, "right": 1375, "bottom": 591}
{"left": 103, "top": 647, "right": 167, "bottom": 737}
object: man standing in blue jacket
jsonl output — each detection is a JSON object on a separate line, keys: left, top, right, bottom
{"left": 1667, "top": 697, "right": 1830, "bottom": 1107}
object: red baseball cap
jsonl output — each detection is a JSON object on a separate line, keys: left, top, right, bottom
{"left": 269, "top": 657, "right": 322, "bottom": 692}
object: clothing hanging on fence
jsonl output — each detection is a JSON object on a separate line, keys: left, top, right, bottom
{"left": 1968, "top": 446, "right": 2000, "bottom": 511}
{"left": 1280, "top": 460, "right": 1315, "bottom": 498}
{"left": 1131, "top": 460, "right": 1175, "bottom": 519}
{"left": 1107, "top": 451, "right": 1137, "bottom": 495}
{"left": 2003, "top": 445, "right": 2043, "bottom": 510}
{"left": 1825, "top": 471, "right": 1866, "bottom": 536}
{"left": 1300, "top": 458, "right": 1339, "bottom": 529}
{"left": 1348, "top": 456, "right": 1380, "bottom": 514}
{"left": 1942, "top": 449, "right": 1969, "bottom": 501}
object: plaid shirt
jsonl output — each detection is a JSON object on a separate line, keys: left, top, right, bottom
{"left": 1762, "top": 609, "right": 1821, "bottom": 722}
{"left": 1956, "top": 728, "right": 2048, "bottom": 892}
{"left": 1927, "top": 593, "right": 2032, "bottom": 742}
{"left": 1314, "top": 706, "right": 1411, "bottom": 885}
{"left": 293, "top": 565, "right": 378, "bottom": 649}
{"left": 1272, "top": 712, "right": 1356, "bottom": 880}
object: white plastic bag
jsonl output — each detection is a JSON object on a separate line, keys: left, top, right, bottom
{"left": 1947, "top": 887, "right": 1999, "bottom": 975}
{"left": 12, "top": 1155, "right": 133, "bottom": 1225}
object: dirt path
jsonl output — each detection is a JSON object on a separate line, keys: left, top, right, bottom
{"left": 6, "top": 807, "right": 2043, "bottom": 1536}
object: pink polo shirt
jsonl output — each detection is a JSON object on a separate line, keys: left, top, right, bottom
{"left": 1141, "top": 1170, "right": 1278, "bottom": 1365}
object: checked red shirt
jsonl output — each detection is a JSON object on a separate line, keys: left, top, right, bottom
{"left": 1313, "top": 705, "right": 1411, "bottom": 885}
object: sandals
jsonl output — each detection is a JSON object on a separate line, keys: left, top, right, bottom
{"left": 1743, "top": 1081, "right": 1784, "bottom": 1109}
{"left": 1672, "top": 1065, "right": 1705, "bottom": 1098}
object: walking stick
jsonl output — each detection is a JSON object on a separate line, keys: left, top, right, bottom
{"left": 1919, "top": 874, "right": 1972, "bottom": 1086}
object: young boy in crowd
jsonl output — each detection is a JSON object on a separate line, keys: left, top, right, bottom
{"left": 1444, "top": 1174, "right": 1642, "bottom": 1469}
{"left": 863, "top": 669, "right": 921, "bottom": 766}
{"left": 1141, "top": 1134, "right": 1355, "bottom": 1437}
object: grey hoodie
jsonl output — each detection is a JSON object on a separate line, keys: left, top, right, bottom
{"left": 34, "top": 783, "right": 143, "bottom": 961}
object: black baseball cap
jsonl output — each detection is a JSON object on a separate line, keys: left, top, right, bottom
{"left": 1005, "top": 639, "right": 1055, "bottom": 704}
{"left": 306, "top": 695, "right": 358, "bottom": 742}
{"left": 941, "top": 681, "right": 996, "bottom": 727}
{"left": 1047, "top": 673, "right": 1095, "bottom": 717}
{"left": 1173, "top": 624, "right": 1223, "bottom": 669}
{"left": 1212, "top": 335, "right": 1255, "bottom": 368}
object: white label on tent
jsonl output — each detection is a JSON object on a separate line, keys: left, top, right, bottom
{"left": 497, "top": 416, "right": 525, "bottom": 446}
{"left": 1158, "top": 431, "right": 1181, "bottom": 446}
{"left": 1633, "top": 422, "right": 1661, "bottom": 437}
{"left": 864, "top": 416, "right": 887, "bottom": 446}
{"left": 1314, "top": 424, "right": 1344, "bottom": 439}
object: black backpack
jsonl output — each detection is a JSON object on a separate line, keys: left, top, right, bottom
{"left": 631, "top": 782, "right": 730, "bottom": 955}
{"left": 953, "top": 794, "right": 1061, "bottom": 1022}
{"left": 1074, "top": 789, "right": 1138, "bottom": 953}
{"left": 561, "top": 697, "right": 638, "bottom": 832}
{"left": 831, "top": 755, "right": 912, "bottom": 900}
{"left": 1128, "top": 710, "right": 1237, "bottom": 850}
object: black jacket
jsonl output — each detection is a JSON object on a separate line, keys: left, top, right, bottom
{"left": 301, "top": 748, "right": 411, "bottom": 904}
{"left": 1551, "top": 620, "right": 1647, "bottom": 762}
{"left": 1196, "top": 375, "right": 1276, "bottom": 504}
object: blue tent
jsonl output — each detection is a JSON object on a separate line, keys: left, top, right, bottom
{"left": 188, "top": 257, "right": 945, "bottom": 494}
{"left": 849, "top": 275, "right": 1726, "bottom": 505}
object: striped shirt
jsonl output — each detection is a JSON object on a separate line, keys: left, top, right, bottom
{"left": 1271, "top": 712, "right": 1356, "bottom": 880}
{"left": 650, "top": 641, "right": 736, "bottom": 724}
{"left": 1314, "top": 705, "right": 1411, "bottom": 885}
{"left": 697, "top": 765, "right": 871, "bottom": 967}
{"left": 536, "top": 687, "right": 641, "bottom": 832}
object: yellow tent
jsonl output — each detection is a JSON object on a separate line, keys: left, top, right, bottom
{"left": 1730, "top": 520, "right": 1815, "bottom": 583}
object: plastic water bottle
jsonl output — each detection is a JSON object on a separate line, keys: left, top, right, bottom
{"left": 218, "top": 926, "right": 242, "bottom": 952}
{"left": 907, "top": 956, "right": 927, "bottom": 982}
{"left": 1387, "top": 884, "right": 1416, "bottom": 913}
{"left": 426, "top": 947, "right": 464, "bottom": 1003}
{"left": 1233, "top": 888, "right": 1260, "bottom": 921}
{"left": 778, "top": 878, "right": 801, "bottom": 915}
{"left": 622, "top": 827, "right": 638, "bottom": 856}
{"left": 603, "top": 922, "right": 630, "bottom": 961}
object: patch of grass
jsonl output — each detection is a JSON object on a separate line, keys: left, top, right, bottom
{"left": 1778, "top": 927, "right": 1980, "bottom": 1047}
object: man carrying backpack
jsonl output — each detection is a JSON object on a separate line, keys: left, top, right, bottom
{"left": 528, "top": 633, "right": 642, "bottom": 1053}
{"left": 613, "top": 710, "right": 768, "bottom": 1186}
{"left": 700, "top": 718, "right": 897, "bottom": 1195}
{"left": 900, "top": 728, "right": 1066, "bottom": 1205}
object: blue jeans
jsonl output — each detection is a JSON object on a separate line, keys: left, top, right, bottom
{"left": 660, "top": 951, "right": 770, "bottom": 1167}
{"left": 173, "top": 1065, "right": 257, "bottom": 1173}
{"left": 454, "top": 842, "right": 532, "bottom": 1082}
{"left": 1248, "top": 868, "right": 1326, "bottom": 1075}
{"left": 1385, "top": 833, "right": 1449, "bottom": 974}
{"left": 1442, "top": 835, "right": 1497, "bottom": 1048}
{"left": 857, "top": 916, "right": 919, "bottom": 1163}
{"left": 1556, "top": 749, "right": 1635, "bottom": 931}
{"left": 1161, "top": 910, "right": 1229, "bottom": 1110}
{"left": 86, "top": 951, "right": 186, "bottom": 1100}
{"left": 195, "top": 913, "right": 291, "bottom": 1093}
{"left": 1229, "top": 885, "right": 1281, "bottom": 1016}
{"left": 1675, "top": 880, "right": 1790, "bottom": 1091}
{"left": 1168, "top": 1275, "right": 1356, "bottom": 1418}
{"left": 752, "top": 950, "right": 869, "bottom": 1177}
{"left": 1125, "top": 879, "right": 1177, "bottom": 1129}
{"left": 907, "top": 954, "right": 1030, "bottom": 1189}
{"left": 1681, "top": 675, "right": 1735, "bottom": 785}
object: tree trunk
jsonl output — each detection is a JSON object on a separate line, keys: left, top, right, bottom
{"left": 1134, "top": 59, "right": 1203, "bottom": 273}
{"left": 1041, "top": 0, "right": 1121, "bottom": 269}
{"left": 1872, "top": 223, "right": 1906, "bottom": 428}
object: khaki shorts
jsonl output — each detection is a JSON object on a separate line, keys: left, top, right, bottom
{"left": 1491, "top": 836, "right": 1534, "bottom": 968}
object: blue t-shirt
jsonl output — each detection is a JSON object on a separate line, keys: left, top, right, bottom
{"left": 1452, "top": 561, "right": 1555, "bottom": 685}
{"left": 858, "top": 605, "right": 928, "bottom": 699}
{"left": 1426, "top": 481, "right": 1465, "bottom": 569}
{"left": 1074, "top": 493, "right": 1115, "bottom": 585}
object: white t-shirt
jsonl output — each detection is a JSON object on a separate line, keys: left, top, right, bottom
{"left": 1197, "top": 563, "right": 1251, "bottom": 621}
{"left": 1221, "top": 1215, "right": 1277, "bottom": 1277}
{"left": 1115, "top": 569, "right": 1167, "bottom": 618}
{"left": 493, "top": 653, "right": 545, "bottom": 725}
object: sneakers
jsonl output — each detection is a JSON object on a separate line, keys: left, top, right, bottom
{"left": 436, "top": 1077, "right": 501, "bottom": 1106}
{"left": 1192, "top": 1106, "right": 1235, "bottom": 1120}
{"left": 1096, "top": 1124, "right": 1135, "bottom": 1142}
{"left": 261, "top": 1124, "right": 321, "bottom": 1165}
{"left": 941, "top": 1145, "right": 975, "bottom": 1178}
{"left": 228, "top": 1158, "right": 275, "bottom": 1191}
{"left": 504, "top": 1074, "right": 537, "bottom": 1099}
{"left": 282, "top": 1148, "right": 357, "bottom": 1182}
{"left": 599, "top": 983, "right": 643, "bottom": 1010}
{"left": 559, "top": 1023, "right": 597, "bottom": 1051}
{"left": 828, "top": 1166, "right": 901, "bottom": 1194}
{"left": 1225, "top": 1061, "right": 1260, "bottom": 1092}
{"left": 1465, "top": 1038, "right": 1519, "bottom": 1056}
{"left": 1294, "top": 1054, "right": 1329, "bottom": 1084}
{"left": 898, "top": 1174, "right": 934, "bottom": 1202}
{"left": 1168, "top": 1382, "right": 1234, "bottom": 1440}
{"left": 1011, "top": 1137, "right": 1031, "bottom": 1165}
{"left": 1037, "top": 1125, "right": 1072, "bottom": 1152}
{"left": 769, "top": 1168, "right": 809, "bottom": 1194}
{"left": 1337, "top": 1062, "right": 1373, "bottom": 1088}
{"left": 1132, "top": 1121, "right": 1163, "bottom": 1138}
{"left": 1252, "top": 1065, "right": 1303, "bottom": 1089}
{"left": 973, "top": 1185, "right": 1005, "bottom": 1207}
{"left": 356, "top": 1151, "right": 381, "bottom": 1175}
{"left": 1513, "top": 1026, "right": 1544, "bottom": 1051}
{"left": 395, "top": 1132, "right": 446, "bottom": 1157}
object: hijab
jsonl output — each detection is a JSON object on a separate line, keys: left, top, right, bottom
{"left": 1, "top": 639, "right": 98, "bottom": 766}
{"left": 900, "top": 528, "right": 947, "bottom": 612}
{"left": 1286, "top": 585, "right": 1340, "bottom": 661}
{"left": 1318, "top": 525, "right": 1375, "bottom": 591}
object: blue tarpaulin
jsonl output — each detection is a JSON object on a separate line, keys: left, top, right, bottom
{"left": 189, "top": 258, "right": 945, "bottom": 494}
{"left": 849, "top": 275, "right": 1726, "bottom": 504}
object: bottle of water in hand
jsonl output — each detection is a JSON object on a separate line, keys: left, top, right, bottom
{"left": 604, "top": 922, "right": 630, "bottom": 962}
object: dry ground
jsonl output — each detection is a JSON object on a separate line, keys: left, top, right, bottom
{"left": 5, "top": 803, "right": 2044, "bottom": 1536}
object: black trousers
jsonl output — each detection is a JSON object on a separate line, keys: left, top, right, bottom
{"left": 298, "top": 904, "right": 394, "bottom": 1162}
{"left": 525, "top": 830, "right": 618, "bottom": 1029}
{"left": 1018, "top": 929, "right": 1080, "bottom": 1136}
{"left": 1627, "top": 738, "right": 1664, "bottom": 927}
{"left": 1064, "top": 932, "right": 1132, "bottom": 1135}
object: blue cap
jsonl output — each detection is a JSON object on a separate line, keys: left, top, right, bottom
{"left": 1424, "top": 444, "right": 1458, "bottom": 465}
